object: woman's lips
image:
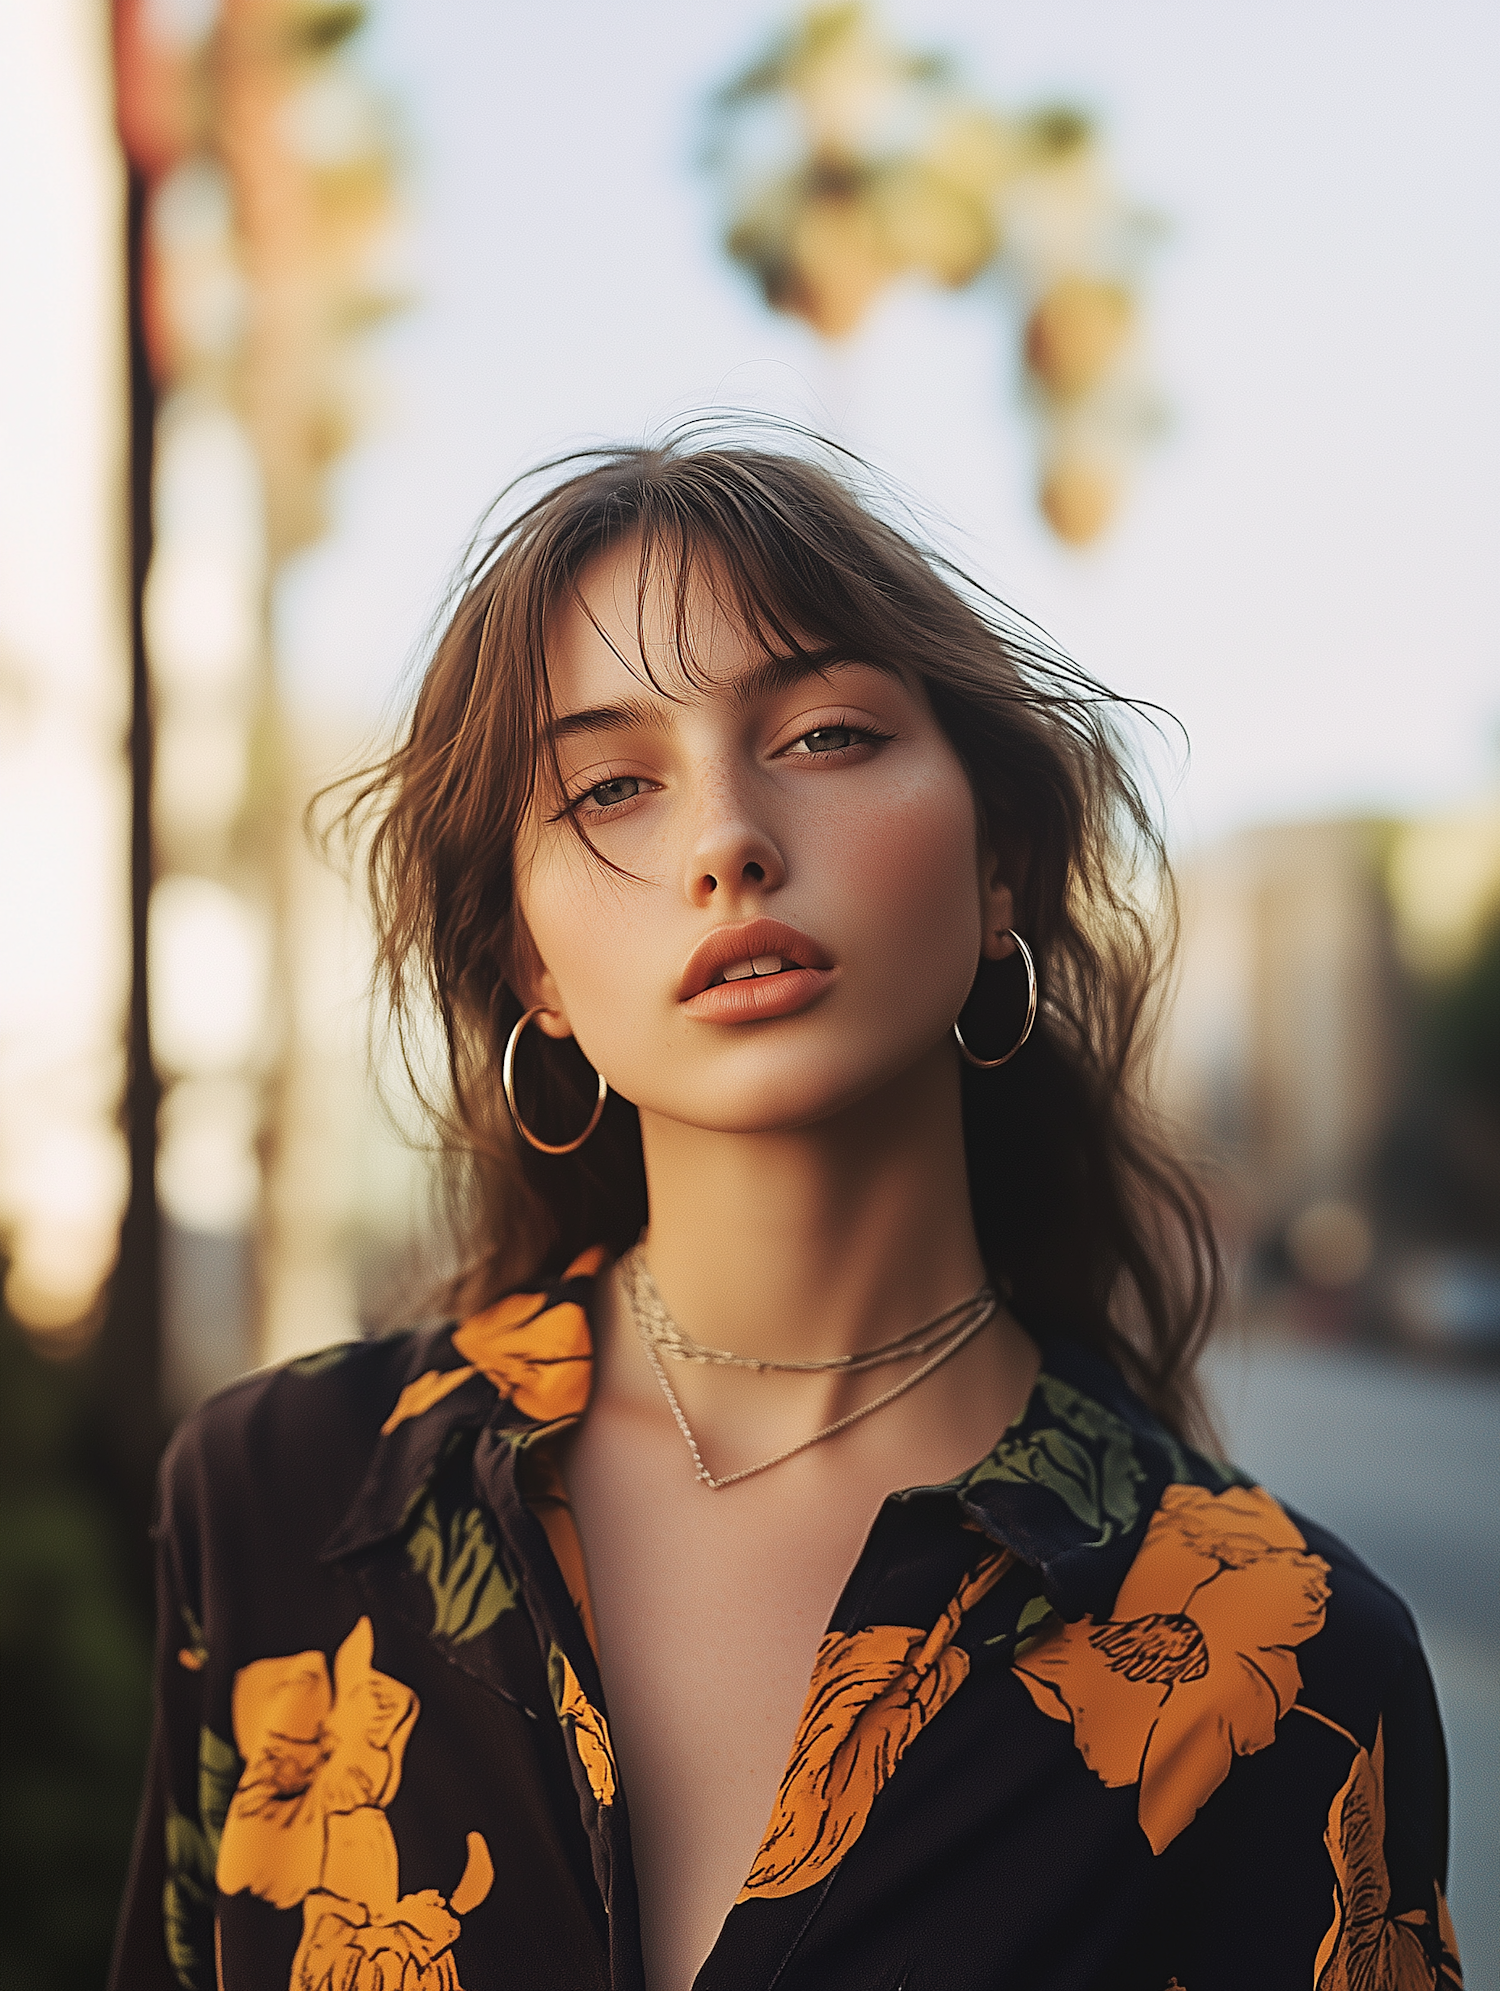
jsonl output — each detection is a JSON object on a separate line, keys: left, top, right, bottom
{"left": 677, "top": 917, "right": 835, "bottom": 1022}
{"left": 681, "top": 964, "right": 834, "bottom": 1024}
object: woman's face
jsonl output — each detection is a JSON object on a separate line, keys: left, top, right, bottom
{"left": 514, "top": 539, "right": 1013, "bottom": 1135}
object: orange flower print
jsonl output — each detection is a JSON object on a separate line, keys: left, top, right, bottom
{"left": 1015, "top": 1483, "right": 1330, "bottom": 1853}
{"left": 739, "top": 1551, "right": 1012, "bottom": 1902}
{"left": 291, "top": 1808, "right": 493, "bottom": 1991}
{"left": 1315, "top": 1720, "right": 1463, "bottom": 1990}
{"left": 548, "top": 1646, "right": 617, "bottom": 1806}
{"left": 380, "top": 1365, "right": 478, "bottom": 1434}
{"left": 382, "top": 1247, "right": 603, "bottom": 1436}
{"left": 218, "top": 1617, "right": 418, "bottom": 1908}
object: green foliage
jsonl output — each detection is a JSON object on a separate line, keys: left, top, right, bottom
{"left": 286, "top": 2, "right": 367, "bottom": 57}
{"left": 0, "top": 1307, "right": 152, "bottom": 1991}
{"left": 1024, "top": 106, "right": 1095, "bottom": 156}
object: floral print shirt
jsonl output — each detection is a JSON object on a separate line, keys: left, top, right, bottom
{"left": 111, "top": 1248, "right": 1463, "bottom": 1991}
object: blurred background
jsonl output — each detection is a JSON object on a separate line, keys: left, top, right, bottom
{"left": 1, "top": 1, "right": 1497, "bottom": 1984}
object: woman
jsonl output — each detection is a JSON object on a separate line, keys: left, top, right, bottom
{"left": 112, "top": 436, "right": 1461, "bottom": 1991}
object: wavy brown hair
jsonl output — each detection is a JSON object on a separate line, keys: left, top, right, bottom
{"left": 338, "top": 431, "right": 1219, "bottom": 1438}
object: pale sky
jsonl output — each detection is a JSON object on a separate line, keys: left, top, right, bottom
{"left": 276, "top": 0, "right": 1500, "bottom": 849}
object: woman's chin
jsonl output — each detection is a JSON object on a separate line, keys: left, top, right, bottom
{"left": 633, "top": 1046, "right": 944, "bottom": 1141}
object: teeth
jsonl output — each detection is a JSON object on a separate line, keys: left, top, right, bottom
{"left": 719, "top": 955, "right": 786, "bottom": 984}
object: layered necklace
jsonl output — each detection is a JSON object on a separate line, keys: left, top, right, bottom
{"left": 619, "top": 1244, "right": 996, "bottom": 1491}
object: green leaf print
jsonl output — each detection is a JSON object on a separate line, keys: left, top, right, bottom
{"left": 1013, "top": 1592, "right": 1060, "bottom": 1658}
{"left": 163, "top": 1727, "right": 240, "bottom": 1991}
{"left": 986, "top": 1589, "right": 1061, "bottom": 1655}
{"left": 966, "top": 1374, "right": 1145, "bottom": 1543}
{"left": 198, "top": 1726, "right": 239, "bottom": 1850}
{"left": 406, "top": 1490, "right": 516, "bottom": 1642}
{"left": 163, "top": 1802, "right": 214, "bottom": 1989}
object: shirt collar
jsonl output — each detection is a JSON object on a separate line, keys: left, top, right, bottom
{"left": 321, "top": 1249, "right": 602, "bottom": 1562}
{"left": 323, "top": 1250, "right": 1245, "bottom": 1624}
{"left": 947, "top": 1335, "right": 1244, "bottom": 1623}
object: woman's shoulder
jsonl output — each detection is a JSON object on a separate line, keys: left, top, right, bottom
{"left": 172, "top": 1322, "right": 438, "bottom": 1446}
{"left": 1276, "top": 1500, "right": 1431, "bottom": 1701}
{"left": 154, "top": 1248, "right": 599, "bottom": 1553}
{"left": 156, "top": 1323, "right": 454, "bottom": 1549}
{"left": 982, "top": 1332, "right": 1430, "bottom": 1700}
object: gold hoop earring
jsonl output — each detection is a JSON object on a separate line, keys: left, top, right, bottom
{"left": 953, "top": 930, "right": 1038, "bottom": 1070}
{"left": 502, "top": 1006, "right": 608, "bottom": 1154}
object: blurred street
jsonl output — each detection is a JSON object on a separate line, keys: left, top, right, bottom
{"left": 1208, "top": 1335, "right": 1500, "bottom": 1987}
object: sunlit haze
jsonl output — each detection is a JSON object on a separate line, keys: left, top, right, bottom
{"left": 277, "top": 0, "right": 1500, "bottom": 849}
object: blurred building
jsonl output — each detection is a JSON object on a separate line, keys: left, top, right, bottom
{"left": 1163, "top": 805, "right": 1500, "bottom": 1349}
{"left": 1164, "top": 820, "right": 1402, "bottom": 1241}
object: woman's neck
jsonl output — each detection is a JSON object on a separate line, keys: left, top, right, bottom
{"left": 635, "top": 1041, "right": 987, "bottom": 1365}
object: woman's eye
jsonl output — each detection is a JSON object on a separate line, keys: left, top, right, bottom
{"left": 580, "top": 776, "right": 644, "bottom": 812}
{"left": 792, "top": 726, "right": 858, "bottom": 755}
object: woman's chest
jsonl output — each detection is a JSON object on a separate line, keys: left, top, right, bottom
{"left": 564, "top": 1422, "right": 888, "bottom": 1987}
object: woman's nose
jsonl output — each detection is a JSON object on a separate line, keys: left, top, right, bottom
{"left": 684, "top": 781, "right": 786, "bottom": 909}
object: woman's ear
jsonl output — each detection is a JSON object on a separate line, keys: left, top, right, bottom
{"left": 978, "top": 853, "right": 1017, "bottom": 962}
{"left": 509, "top": 921, "right": 575, "bottom": 1039}
{"left": 528, "top": 977, "right": 574, "bottom": 1040}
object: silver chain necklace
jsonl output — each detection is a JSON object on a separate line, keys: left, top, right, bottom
{"left": 622, "top": 1245, "right": 989, "bottom": 1373}
{"left": 619, "top": 1246, "right": 997, "bottom": 1491}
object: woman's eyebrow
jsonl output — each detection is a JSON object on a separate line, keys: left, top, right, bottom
{"left": 548, "top": 694, "right": 671, "bottom": 744}
{"left": 729, "top": 650, "right": 898, "bottom": 711}
{"left": 548, "top": 654, "right": 897, "bottom": 742}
